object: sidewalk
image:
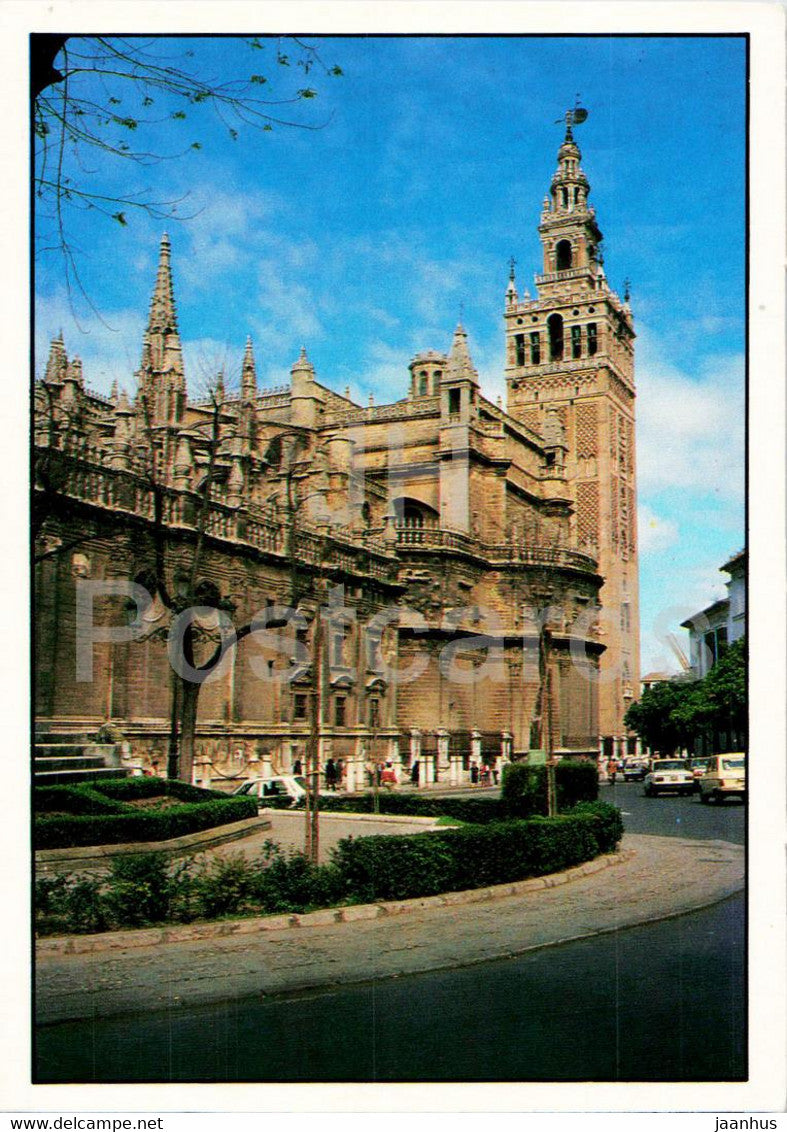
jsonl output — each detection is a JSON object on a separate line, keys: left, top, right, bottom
{"left": 35, "top": 832, "right": 744, "bottom": 1025}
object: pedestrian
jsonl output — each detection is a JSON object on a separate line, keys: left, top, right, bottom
{"left": 492, "top": 763, "right": 499, "bottom": 785}
{"left": 410, "top": 759, "right": 420, "bottom": 786}
{"left": 325, "top": 757, "right": 338, "bottom": 791}
{"left": 470, "top": 761, "right": 479, "bottom": 785}
{"left": 481, "top": 762, "right": 491, "bottom": 786}
{"left": 608, "top": 757, "right": 618, "bottom": 782}
{"left": 381, "top": 762, "right": 397, "bottom": 790}
{"left": 292, "top": 758, "right": 302, "bottom": 776}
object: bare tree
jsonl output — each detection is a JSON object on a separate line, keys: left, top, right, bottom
{"left": 33, "top": 34, "right": 343, "bottom": 310}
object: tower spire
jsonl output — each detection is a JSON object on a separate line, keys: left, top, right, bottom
{"left": 448, "top": 322, "right": 478, "bottom": 385}
{"left": 241, "top": 335, "right": 257, "bottom": 402}
{"left": 148, "top": 233, "right": 178, "bottom": 336}
{"left": 136, "top": 233, "right": 185, "bottom": 424}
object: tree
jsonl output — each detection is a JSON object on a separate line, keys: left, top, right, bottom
{"left": 624, "top": 679, "right": 696, "bottom": 755}
{"left": 33, "top": 34, "right": 342, "bottom": 307}
{"left": 625, "top": 638, "right": 747, "bottom": 755}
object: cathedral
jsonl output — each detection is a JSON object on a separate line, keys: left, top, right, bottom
{"left": 34, "top": 121, "right": 639, "bottom": 786}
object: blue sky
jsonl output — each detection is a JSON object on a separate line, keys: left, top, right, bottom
{"left": 34, "top": 34, "right": 747, "bottom": 675}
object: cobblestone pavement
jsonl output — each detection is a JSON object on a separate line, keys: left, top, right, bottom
{"left": 35, "top": 833, "right": 744, "bottom": 1025}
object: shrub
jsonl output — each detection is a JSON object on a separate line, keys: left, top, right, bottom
{"left": 34, "top": 785, "right": 128, "bottom": 816}
{"left": 331, "top": 805, "right": 618, "bottom": 904}
{"left": 102, "top": 852, "right": 177, "bottom": 927}
{"left": 34, "top": 795, "right": 258, "bottom": 849}
{"left": 191, "top": 853, "right": 256, "bottom": 919}
{"left": 568, "top": 801, "right": 624, "bottom": 853}
{"left": 501, "top": 760, "right": 598, "bottom": 817}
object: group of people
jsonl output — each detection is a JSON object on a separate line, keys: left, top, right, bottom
{"left": 470, "top": 761, "right": 497, "bottom": 786}
{"left": 292, "top": 756, "right": 500, "bottom": 791}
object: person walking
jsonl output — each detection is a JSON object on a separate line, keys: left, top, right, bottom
{"left": 410, "top": 759, "right": 420, "bottom": 787}
{"left": 325, "top": 757, "right": 338, "bottom": 791}
{"left": 381, "top": 762, "right": 397, "bottom": 790}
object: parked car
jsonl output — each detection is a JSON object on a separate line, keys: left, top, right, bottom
{"left": 622, "top": 758, "right": 649, "bottom": 782}
{"left": 233, "top": 775, "right": 307, "bottom": 807}
{"left": 698, "top": 754, "right": 746, "bottom": 804}
{"left": 689, "top": 757, "right": 711, "bottom": 791}
{"left": 643, "top": 759, "right": 694, "bottom": 797}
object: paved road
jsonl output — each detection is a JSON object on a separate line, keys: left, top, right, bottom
{"left": 600, "top": 779, "right": 746, "bottom": 844}
{"left": 35, "top": 891, "right": 745, "bottom": 1083}
{"left": 35, "top": 831, "right": 743, "bottom": 1025}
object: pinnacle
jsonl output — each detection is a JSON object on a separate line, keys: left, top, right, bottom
{"left": 448, "top": 322, "right": 478, "bottom": 384}
{"left": 147, "top": 232, "right": 178, "bottom": 335}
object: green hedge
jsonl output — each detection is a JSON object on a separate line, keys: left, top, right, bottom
{"left": 33, "top": 785, "right": 129, "bottom": 816}
{"left": 331, "top": 804, "right": 620, "bottom": 903}
{"left": 265, "top": 761, "right": 597, "bottom": 821}
{"left": 501, "top": 760, "right": 598, "bottom": 816}
{"left": 35, "top": 802, "right": 623, "bottom": 935}
{"left": 34, "top": 778, "right": 259, "bottom": 849}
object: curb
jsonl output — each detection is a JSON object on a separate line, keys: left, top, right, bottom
{"left": 36, "top": 846, "right": 634, "bottom": 957}
{"left": 35, "top": 814, "right": 273, "bottom": 873}
{"left": 262, "top": 809, "right": 440, "bottom": 827}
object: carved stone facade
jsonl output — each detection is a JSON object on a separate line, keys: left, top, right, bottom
{"left": 504, "top": 121, "right": 640, "bottom": 750}
{"left": 34, "top": 128, "right": 630, "bottom": 783}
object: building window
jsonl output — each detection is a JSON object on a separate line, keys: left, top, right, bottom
{"left": 293, "top": 693, "right": 308, "bottom": 721}
{"left": 334, "top": 696, "right": 347, "bottom": 728}
{"left": 368, "top": 698, "right": 380, "bottom": 729}
{"left": 515, "top": 334, "right": 526, "bottom": 367}
{"left": 560, "top": 188, "right": 568, "bottom": 209}
{"left": 529, "top": 332, "right": 540, "bottom": 364}
{"left": 547, "top": 314, "right": 564, "bottom": 361}
{"left": 556, "top": 240, "right": 572, "bottom": 270}
{"left": 418, "top": 373, "right": 428, "bottom": 396}
{"left": 448, "top": 388, "right": 461, "bottom": 417}
{"left": 571, "top": 325, "right": 582, "bottom": 359}
{"left": 367, "top": 632, "right": 382, "bottom": 671}
{"left": 587, "top": 323, "right": 598, "bottom": 356}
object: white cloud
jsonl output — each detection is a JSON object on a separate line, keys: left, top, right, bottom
{"left": 35, "top": 288, "right": 144, "bottom": 396}
{"left": 636, "top": 324, "right": 744, "bottom": 501}
{"left": 638, "top": 505, "right": 679, "bottom": 553}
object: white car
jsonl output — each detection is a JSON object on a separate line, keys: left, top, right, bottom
{"left": 233, "top": 775, "right": 307, "bottom": 807}
{"left": 699, "top": 754, "right": 746, "bottom": 804}
{"left": 643, "top": 759, "right": 694, "bottom": 797}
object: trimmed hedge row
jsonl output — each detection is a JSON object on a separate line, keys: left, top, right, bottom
{"left": 34, "top": 785, "right": 129, "bottom": 816}
{"left": 35, "top": 801, "right": 623, "bottom": 935}
{"left": 261, "top": 760, "right": 598, "bottom": 821}
{"left": 34, "top": 778, "right": 259, "bottom": 849}
{"left": 501, "top": 760, "right": 599, "bottom": 815}
{"left": 332, "top": 802, "right": 620, "bottom": 903}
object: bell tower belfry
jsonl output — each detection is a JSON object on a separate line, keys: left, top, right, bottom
{"left": 505, "top": 112, "right": 640, "bottom": 756}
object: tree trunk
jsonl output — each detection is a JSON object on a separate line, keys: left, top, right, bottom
{"left": 177, "top": 678, "right": 200, "bottom": 784}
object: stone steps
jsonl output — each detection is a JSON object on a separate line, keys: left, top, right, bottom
{"left": 35, "top": 767, "right": 129, "bottom": 786}
{"left": 33, "top": 731, "right": 128, "bottom": 787}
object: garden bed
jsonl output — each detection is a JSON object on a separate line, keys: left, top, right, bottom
{"left": 33, "top": 778, "right": 258, "bottom": 849}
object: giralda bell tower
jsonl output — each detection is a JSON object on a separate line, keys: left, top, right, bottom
{"left": 505, "top": 110, "right": 640, "bottom": 760}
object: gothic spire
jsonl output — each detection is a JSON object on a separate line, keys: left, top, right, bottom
{"left": 447, "top": 323, "right": 479, "bottom": 385}
{"left": 44, "top": 333, "right": 67, "bottom": 386}
{"left": 138, "top": 234, "right": 185, "bottom": 395}
{"left": 241, "top": 336, "right": 257, "bottom": 402}
{"left": 148, "top": 233, "right": 178, "bottom": 336}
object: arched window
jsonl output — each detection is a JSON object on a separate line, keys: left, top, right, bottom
{"left": 556, "top": 240, "right": 573, "bottom": 271}
{"left": 561, "top": 188, "right": 568, "bottom": 209}
{"left": 547, "top": 314, "right": 564, "bottom": 361}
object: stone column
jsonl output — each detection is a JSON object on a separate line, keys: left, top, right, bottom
{"left": 390, "top": 734, "right": 402, "bottom": 780}
{"left": 260, "top": 749, "right": 273, "bottom": 781}
{"left": 437, "top": 729, "right": 449, "bottom": 785}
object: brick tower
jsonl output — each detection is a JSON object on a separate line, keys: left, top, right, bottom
{"left": 504, "top": 114, "right": 640, "bottom": 759}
